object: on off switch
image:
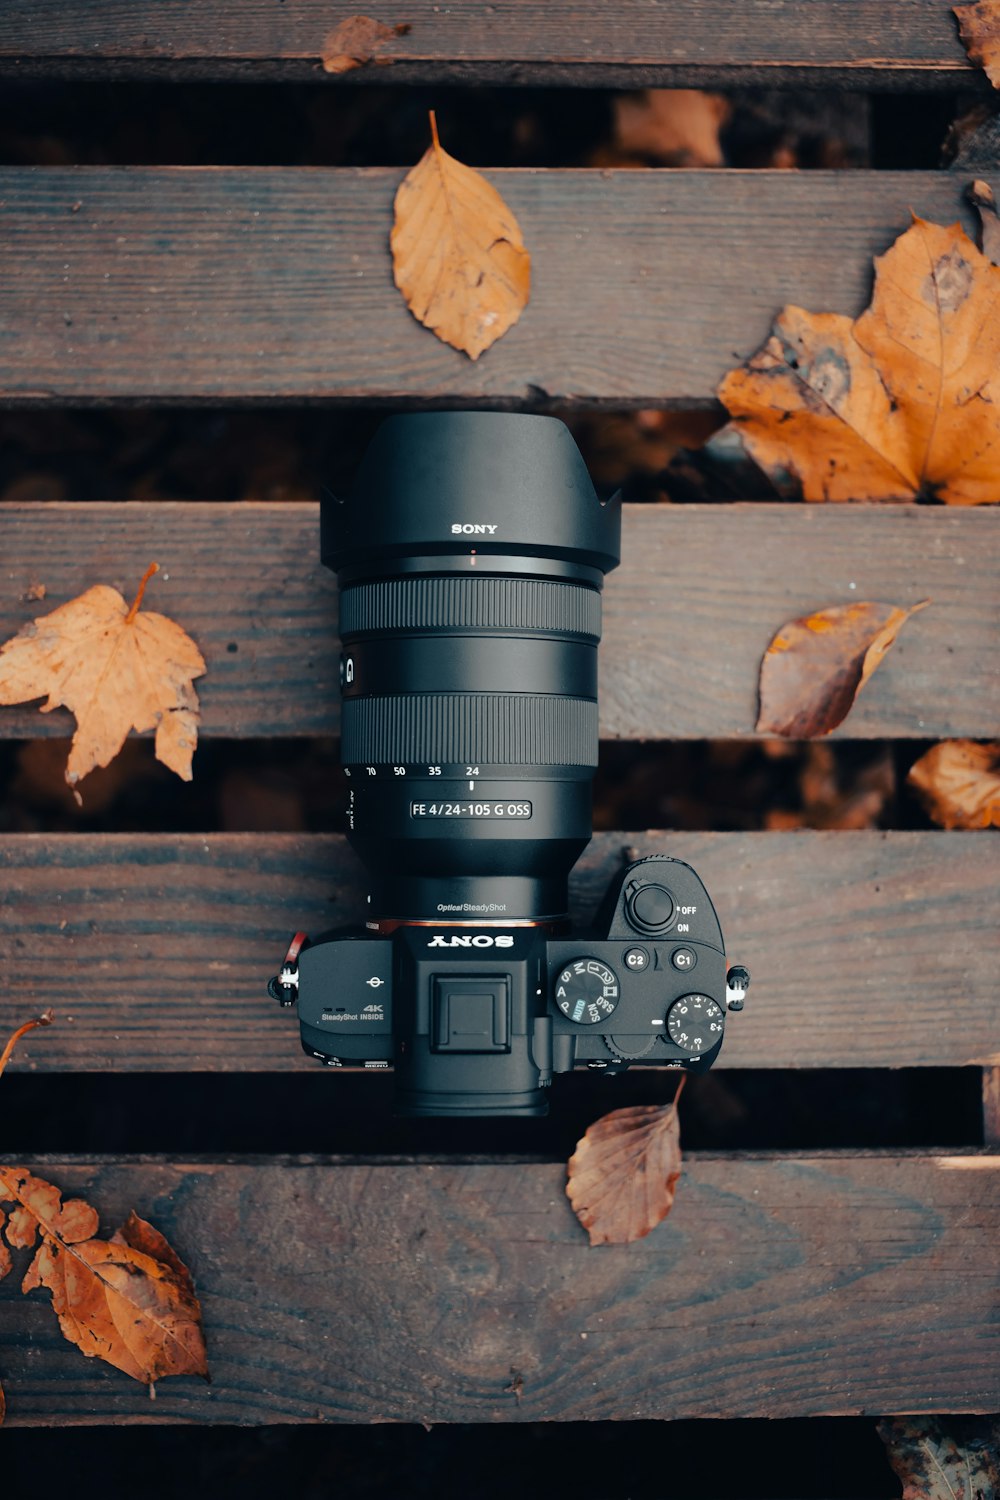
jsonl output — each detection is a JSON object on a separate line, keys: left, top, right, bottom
{"left": 625, "top": 881, "right": 675, "bottom": 934}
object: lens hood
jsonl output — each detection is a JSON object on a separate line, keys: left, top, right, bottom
{"left": 321, "top": 411, "right": 621, "bottom": 581}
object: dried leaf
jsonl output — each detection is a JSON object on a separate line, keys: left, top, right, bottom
{"left": 609, "top": 89, "right": 729, "bottom": 166}
{"left": 878, "top": 1416, "right": 1000, "bottom": 1499}
{"left": 567, "top": 1082, "right": 686, "bottom": 1246}
{"left": 718, "top": 216, "right": 1000, "bottom": 503}
{"left": 0, "top": 1167, "right": 207, "bottom": 1388}
{"left": 0, "top": 562, "right": 205, "bottom": 787}
{"left": 908, "top": 739, "right": 1000, "bottom": 828}
{"left": 756, "top": 600, "right": 929, "bottom": 738}
{"left": 391, "top": 111, "right": 531, "bottom": 360}
{"left": 0, "top": 1211, "right": 11, "bottom": 1281}
{"left": 321, "top": 15, "right": 410, "bottom": 74}
{"left": 968, "top": 178, "right": 1000, "bottom": 266}
{"left": 954, "top": 2, "right": 1000, "bottom": 88}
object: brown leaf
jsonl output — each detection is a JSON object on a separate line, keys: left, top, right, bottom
{"left": 718, "top": 217, "right": 1000, "bottom": 503}
{"left": 968, "top": 178, "right": 1000, "bottom": 266}
{"left": 756, "top": 600, "right": 929, "bottom": 738}
{"left": 908, "top": 739, "right": 1000, "bottom": 828}
{"left": 954, "top": 2, "right": 1000, "bottom": 87}
{"left": 321, "top": 15, "right": 410, "bottom": 74}
{"left": 0, "top": 1168, "right": 208, "bottom": 1387}
{"left": 0, "top": 562, "right": 206, "bottom": 787}
{"left": 608, "top": 90, "right": 729, "bottom": 166}
{"left": 391, "top": 111, "right": 531, "bottom": 360}
{"left": 878, "top": 1416, "right": 1000, "bottom": 1499}
{"left": 0, "top": 1210, "right": 11, "bottom": 1280}
{"left": 566, "top": 1081, "right": 686, "bottom": 1246}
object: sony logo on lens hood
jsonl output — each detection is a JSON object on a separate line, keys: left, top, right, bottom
{"left": 427, "top": 934, "right": 515, "bottom": 948}
{"left": 450, "top": 523, "right": 498, "bottom": 535}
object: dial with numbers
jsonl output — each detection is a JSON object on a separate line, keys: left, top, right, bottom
{"left": 666, "top": 993, "right": 724, "bottom": 1053}
{"left": 554, "top": 957, "right": 620, "bottom": 1026}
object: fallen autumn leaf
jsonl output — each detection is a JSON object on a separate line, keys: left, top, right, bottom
{"left": 756, "top": 600, "right": 930, "bottom": 738}
{"left": 718, "top": 216, "right": 1000, "bottom": 503}
{"left": 954, "top": 1, "right": 1000, "bottom": 87}
{"left": 391, "top": 110, "right": 531, "bottom": 360}
{"left": 321, "top": 15, "right": 411, "bottom": 74}
{"left": 0, "top": 562, "right": 206, "bottom": 788}
{"left": 567, "top": 1079, "right": 687, "bottom": 1246}
{"left": 907, "top": 739, "right": 1000, "bottom": 829}
{"left": 878, "top": 1415, "right": 1000, "bottom": 1499}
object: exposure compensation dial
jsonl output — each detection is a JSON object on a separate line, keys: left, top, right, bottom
{"left": 666, "top": 993, "right": 725, "bottom": 1054}
{"left": 554, "top": 958, "right": 621, "bottom": 1026}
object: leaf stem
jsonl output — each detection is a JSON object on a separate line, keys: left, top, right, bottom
{"left": 0, "top": 1011, "right": 54, "bottom": 1083}
{"left": 673, "top": 1073, "right": 688, "bottom": 1111}
{"left": 125, "top": 562, "right": 160, "bottom": 624}
{"left": 428, "top": 109, "right": 440, "bottom": 150}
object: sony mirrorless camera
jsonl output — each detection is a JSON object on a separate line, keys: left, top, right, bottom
{"left": 270, "top": 411, "right": 747, "bottom": 1116}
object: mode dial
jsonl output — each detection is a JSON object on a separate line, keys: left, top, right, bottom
{"left": 554, "top": 957, "right": 621, "bottom": 1026}
{"left": 665, "top": 993, "right": 725, "bottom": 1054}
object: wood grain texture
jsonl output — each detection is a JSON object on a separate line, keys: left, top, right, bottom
{"left": 2, "top": 169, "right": 999, "bottom": 406}
{"left": 0, "top": 0, "right": 983, "bottom": 88}
{"left": 1, "top": 503, "right": 996, "bottom": 740}
{"left": 0, "top": 1153, "right": 997, "bottom": 1424}
{"left": 0, "top": 830, "right": 996, "bottom": 1073}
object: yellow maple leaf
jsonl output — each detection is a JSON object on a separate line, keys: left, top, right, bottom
{"left": 391, "top": 110, "right": 531, "bottom": 360}
{"left": 0, "top": 563, "right": 206, "bottom": 786}
{"left": 718, "top": 216, "right": 1000, "bottom": 503}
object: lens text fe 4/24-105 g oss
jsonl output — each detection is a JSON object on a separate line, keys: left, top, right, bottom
{"left": 269, "top": 412, "right": 749, "bottom": 1117}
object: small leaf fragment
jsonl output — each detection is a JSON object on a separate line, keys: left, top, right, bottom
{"left": 567, "top": 1083, "right": 686, "bottom": 1246}
{"left": 391, "top": 111, "right": 531, "bottom": 360}
{"left": 878, "top": 1415, "right": 1000, "bottom": 1500}
{"left": 968, "top": 178, "right": 1000, "bottom": 265}
{"left": 908, "top": 739, "right": 1000, "bottom": 829}
{"left": 756, "top": 600, "right": 929, "bottom": 738}
{"left": 0, "top": 564, "right": 206, "bottom": 787}
{"left": 0, "top": 1376, "right": 5, "bottom": 1425}
{"left": 321, "top": 15, "right": 410, "bottom": 74}
{"left": 0, "top": 1210, "right": 11, "bottom": 1281}
{"left": 954, "top": 1, "right": 1000, "bottom": 87}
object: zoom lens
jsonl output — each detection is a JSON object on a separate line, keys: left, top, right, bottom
{"left": 323, "top": 412, "right": 621, "bottom": 923}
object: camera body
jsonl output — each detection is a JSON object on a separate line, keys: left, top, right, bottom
{"left": 272, "top": 854, "right": 747, "bottom": 1117}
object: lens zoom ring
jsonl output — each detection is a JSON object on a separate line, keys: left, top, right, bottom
{"left": 340, "top": 577, "right": 600, "bottom": 640}
{"left": 343, "top": 695, "right": 598, "bottom": 767}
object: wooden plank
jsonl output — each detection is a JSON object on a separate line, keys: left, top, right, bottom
{"left": 2, "top": 169, "right": 999, "bottom": 406}
{"left": 0, "top": 830, "right": 996, "bottom": 1073}
{"left": 0, "top": 1152, "right": 997, "bottom": 1424}
{"left": 0, "top": 1, "right": 983, "bottom": 89}
{"left": 1, "top": 503, "right": 996, "bottom": 741}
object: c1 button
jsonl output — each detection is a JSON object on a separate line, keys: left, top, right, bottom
{"left": 622, "top": 947, "right": 650, "bottom": 972}
{"left": 670, "top": 946, "right": 697, "bottom": 972}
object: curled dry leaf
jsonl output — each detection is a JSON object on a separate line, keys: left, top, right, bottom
{"left": 756, "top": 600, "right": 929, "bottom": 738}
{"left": 0, "top": 1168, "right": 207, "bottom": 1389}
{"left": 907, "top": 739, "right": 1000, "bottom": 829}
{"left": 954, "top": 1, "right": 1000, "bottom": 87}
{"left": 968, "top": 178, "right": 1000, "bottom": 266}
{"left": 718, "top": 216, "right": 1000, "bottom": 503}
{"left": 321, "top": 15, "right": 411, "bottom": 74}
{"left": 0, "top": 562, "right": 206, "bottom": 787}
{"left": 567, "top": 1080, "right": 686, "bottom": 1246}
{"left": 392, "top": 111, "right": 531, "bottom": 360}
{"left": 878, "top": 1416, "right": 1000, "bottom": 1499}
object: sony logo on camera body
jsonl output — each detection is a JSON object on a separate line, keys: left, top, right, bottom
{"left": 450, "top": 523, "right": 498, "bottom": 535}
{"left": 427, "top": 934, "right": 515, "bottom": 948}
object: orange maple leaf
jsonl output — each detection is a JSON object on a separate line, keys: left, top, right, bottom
{"left": 0, "top": 562, "right": 205, "bottom": 786}
{"left": 718, "top": 216, "right": 1000, "bottom": 503}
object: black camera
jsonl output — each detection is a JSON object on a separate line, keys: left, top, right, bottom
{"left": 270, "top": 411, "right": 747, "bottom": 1116}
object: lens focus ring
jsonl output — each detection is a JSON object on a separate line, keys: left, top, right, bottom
{"left": 340, "top": 577, "right": 600, "bottom": 640}
{"left": 342, "top": 693, "right": 598, "bottom": 768}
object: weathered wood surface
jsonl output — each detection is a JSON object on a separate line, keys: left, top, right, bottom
{"left": 0, "top": 0, "right": 982, "bottom": 88}
{"left": 0, "top": 1152, "right": 997, "bottom": 1424}
{"left": 1, "top": 503, "right": 995, "bottom": 740}
{"left": 0, "top": 831, "right": 996, "bottom": 1073}
{"left": 2, "top": 169, "right": 998, "bottom": 406}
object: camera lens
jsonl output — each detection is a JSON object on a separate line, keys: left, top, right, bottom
{"left": 323, "top": 411, "right": 621, "bottom": 925}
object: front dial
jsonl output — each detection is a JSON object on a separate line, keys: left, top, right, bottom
{"left": 554, "top": 958, "right": 621, "bottom": 1026}
{"left": 666, "top": 993, "right": 724, "bottom": 1053}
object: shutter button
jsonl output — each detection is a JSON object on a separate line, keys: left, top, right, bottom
{"left": 625, "top": 882, "right": 675, "bottom": 934}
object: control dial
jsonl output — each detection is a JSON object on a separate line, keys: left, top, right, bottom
{"left": 665, "top": 993, "right": 725, "bottom": 1053}
{"left": 554, "top": 958, "right": 620, "bottom": 1026}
